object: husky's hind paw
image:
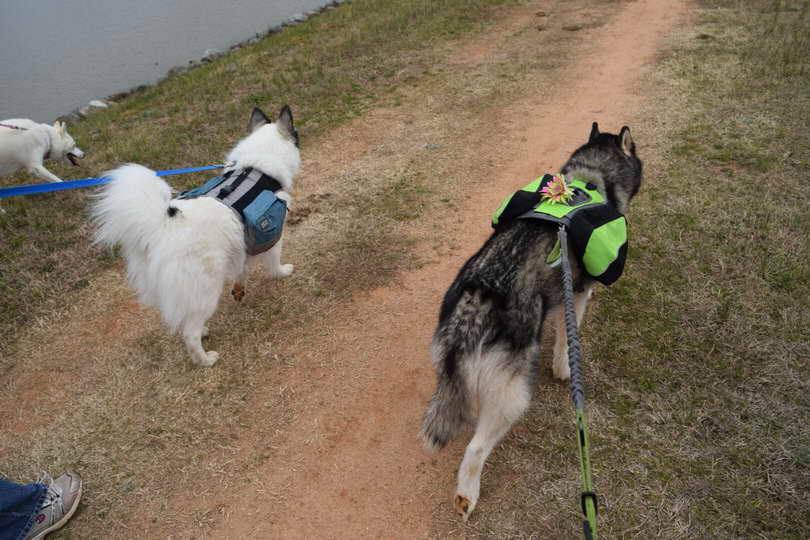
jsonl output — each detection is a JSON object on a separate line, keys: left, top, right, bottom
{"left": 232, "top": 284, "right": 245, "bottom": 302}
{"left": 552, "top": 360, "right": 571, "bottom": 381}
{"left": 552, "top": 349, "right": 571, "bottom": 380}
{"left": 454, "top": 494, "right": 476, "bottom": 522}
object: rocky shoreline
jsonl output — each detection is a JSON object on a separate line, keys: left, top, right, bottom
{"left": 64, "top": 0, "right": 349, "bottom": 122}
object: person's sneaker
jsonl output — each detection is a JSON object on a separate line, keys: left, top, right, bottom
{"left": 25, "top": 471, "right": 83, "bottom": 540}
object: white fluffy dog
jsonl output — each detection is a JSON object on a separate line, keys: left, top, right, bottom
{"left": 91, "top": 106, "right": 300, "bottom": 366}
{"left": 0, "top": 119, "right": 85, "bottom": 212}
{"left": 0, "top": 119, "right": 85, "bottom": 182}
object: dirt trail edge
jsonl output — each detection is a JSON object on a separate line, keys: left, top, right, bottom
{"left": 162, "top": 1, "right": 691, "bottom": 538}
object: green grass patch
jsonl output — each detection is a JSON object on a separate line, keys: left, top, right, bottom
{"left": 583, "top": 1, "right": 810, "bottom": 536}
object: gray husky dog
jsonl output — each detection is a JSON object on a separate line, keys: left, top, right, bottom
{"left": 420, "top": 123, "right": 642, "bottom": 520}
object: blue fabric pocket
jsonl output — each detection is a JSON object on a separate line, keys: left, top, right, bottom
{"left": 242, "top": 191, "right": 287, "bottom": 255}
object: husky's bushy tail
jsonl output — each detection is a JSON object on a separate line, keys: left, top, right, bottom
{"left": 420, "top": 341, "right": 471, "bottom": 451}
{"left": 90, "top": 164, "right": 245, "bottom": 337}
{"left": 420, "top": 290, "right": 493, "bottom": 451}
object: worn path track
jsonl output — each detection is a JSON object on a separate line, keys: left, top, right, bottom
{"left": 202, "top": 0, "right": 689, "bottom": 537}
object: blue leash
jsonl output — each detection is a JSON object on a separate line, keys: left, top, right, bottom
{"left": 0, "top": 165, "right": 224, "bottom": 199}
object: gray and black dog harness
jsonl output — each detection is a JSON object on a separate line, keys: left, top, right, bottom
{"left": 177, "top": 167, "right": 287, "bottom": 256}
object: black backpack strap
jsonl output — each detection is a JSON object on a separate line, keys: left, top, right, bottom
{"left": 494, "top": 174, "right": 553, "bottom": 228}
{"left": 177, "top": 168, "right": 236, "bottom": 200}
{"left": 216, "top": 167, "right": 252, "bottom": 200}
{"left": 229, "top": 172, "right": 283, "bottom": 214}
{"left": 258, "top": 174, "right": 283, "bottom": 193}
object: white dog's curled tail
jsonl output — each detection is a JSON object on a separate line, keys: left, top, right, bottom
{"left": 90, "top": 164, "right": 174, "bottom": 251}
{"left": 90, "top": 163, "right": 246, "bottom": 344}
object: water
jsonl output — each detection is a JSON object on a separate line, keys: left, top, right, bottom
{"left": 0, "top": 0, "right": 332, "bottom": 122}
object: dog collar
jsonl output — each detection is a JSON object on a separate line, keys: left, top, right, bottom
{"left": 0, "top": 123, "right": 28, "bottom": 131}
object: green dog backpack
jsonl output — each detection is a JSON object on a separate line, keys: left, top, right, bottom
{"left": 492, "top": 174, "right": 628, "bottom": 286}
{"left": 178, "top": 167, "right": 287, "bottom": 256}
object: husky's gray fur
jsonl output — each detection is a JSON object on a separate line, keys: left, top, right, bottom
{"left": 420, "top": 123, "right": 642, "bottom": 521}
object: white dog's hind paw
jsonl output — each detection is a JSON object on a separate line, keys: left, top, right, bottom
{"left": 270, "top": 264, "right": 294, "bottom": 279}
{"left": 194, "top": 351, "right": 219, "bottom": 367}
{"left": 231, "top": 283, "right": 245, "bottom": 302}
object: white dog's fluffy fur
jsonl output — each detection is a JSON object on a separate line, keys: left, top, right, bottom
{"left": 91, "top": 106, "right": 300, "bottom": 366}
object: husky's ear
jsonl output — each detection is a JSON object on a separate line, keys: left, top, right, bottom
{"left": 277, "top": 105, "right": 295, "bottom": 138}
{"left": 248, "top": 107, "right": 270, "bottom": 133}
{"left": 54, "top": 121, "right": 66, "bottom": 136}
{"left": 589, "top": 122, "right": 600, "bottom": 143}
{"left": 619, "top": 126, "right": 635, "bottom": 156}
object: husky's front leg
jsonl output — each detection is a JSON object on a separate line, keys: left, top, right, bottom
{"left": 552, "top": 287, "right": 592, "bottom": 380}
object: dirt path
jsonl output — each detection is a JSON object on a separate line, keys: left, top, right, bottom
{"left": 193, "top": 0, "right": 689, "bottom": 537}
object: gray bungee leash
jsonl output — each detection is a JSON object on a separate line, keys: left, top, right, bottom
{"left": 558, "top": 224, "right": 598, "bottom": 540}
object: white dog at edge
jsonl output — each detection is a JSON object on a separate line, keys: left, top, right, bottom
{"left": 91, "top": 105, "right": 300, "bottom": 367}
{"left": 0, "top": 119, "right": 85, "bottom": 211}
